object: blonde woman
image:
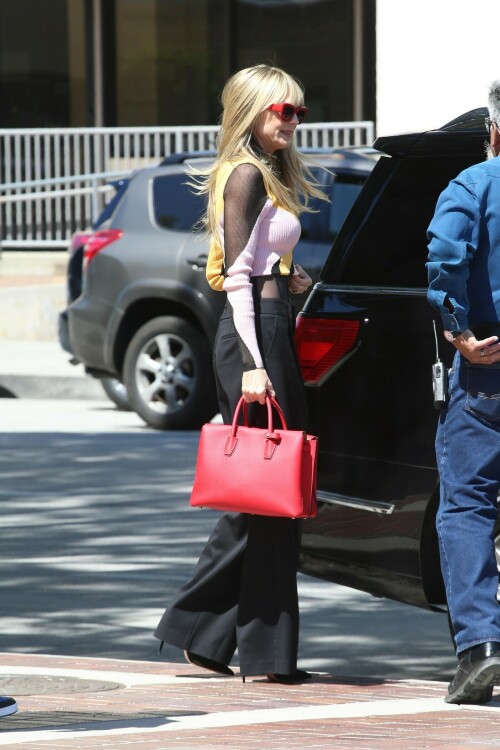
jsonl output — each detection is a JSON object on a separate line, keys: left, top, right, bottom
{"left": 155, "top": 64, "right": 326, "bottom": 683}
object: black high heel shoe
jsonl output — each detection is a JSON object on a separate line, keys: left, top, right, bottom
{"left": 266, "top": 669, "right": 312, "bottom": 684}
{"left": 184, "top": 650, "right": 234, "bottom": 676}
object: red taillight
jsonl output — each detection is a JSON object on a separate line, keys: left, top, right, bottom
{"left": 295, "top": 316, "right": 360, "bottom": 384}
{"left": 69, "top": 231, "right": 92, "bottom": 256}
{"left": 83, "top": 229, "right": 123, "bottom": 270}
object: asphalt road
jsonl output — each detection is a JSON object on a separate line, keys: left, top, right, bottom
{"left": 0, "top": 397, "right": 457, "bottom": 683}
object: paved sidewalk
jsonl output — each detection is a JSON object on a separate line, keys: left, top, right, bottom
{"left": 0, "top": 339, "right": 105, "bottom": 400}
{"left": 0, "top": 652, "right": 499, "bottom": 749}
{"left": 0, "top": 273, "right": 105, "bottom": 400}
{"left": 0, "top": 263, "right": 105, "bottom": 400}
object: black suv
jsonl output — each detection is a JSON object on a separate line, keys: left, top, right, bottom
{"left": 65, "top": 149, "right": 376, "bottom": 429}
{"left": 295, "top": 108, "right": 491, "bottom": 612}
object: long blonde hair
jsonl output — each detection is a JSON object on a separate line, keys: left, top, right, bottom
{"left": 189, "top": 64, "right": 327, "bottom": 239}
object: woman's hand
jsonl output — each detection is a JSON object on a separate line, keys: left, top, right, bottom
{"left": 289, "top": 264, "right": 312, "bottom": 295}
{"left": 445, "top": 329, "right": 500, "bottom": 364}
{"left": 242, "top": 368, "right": 275, "bottom": 404}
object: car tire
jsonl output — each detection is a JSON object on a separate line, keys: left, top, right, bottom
{"left": 123, "top": 316, "right": 218, "bottom": 430}
{"left": 100, "top": 377, "right": 131, "bottom": 411}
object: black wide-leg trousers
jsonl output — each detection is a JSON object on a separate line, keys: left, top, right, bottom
{"left": 154, "top": 297, "right": 308, "bottom": 676}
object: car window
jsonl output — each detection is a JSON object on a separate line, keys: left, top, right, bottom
{"left": 153, "top": 174, "right": 204, "bottom": 231}
{"left": 299, "top": 194, "right": 326, "bottom": 240}
{"left": 301, "top": 172, "right": 366, "bottom": 243}
{"left": 322, "top": 154, "right": 474, "bottom": 288}
{"left": 94, "top": 178, "right": 129, "bottom": 229}
{"left": 328, "top": 179, "right": 364, "bottom": 243}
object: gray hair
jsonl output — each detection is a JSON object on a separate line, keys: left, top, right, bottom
{"left": 488, "top": 80, "right": 500, "bottom": 122}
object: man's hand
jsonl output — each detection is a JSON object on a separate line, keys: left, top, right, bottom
{"left": 445, "top": 329, "right": 500, "bottom": 364}
{"left": 242, "top": 368, "right": 275, "bottom": 404}
{"left": 289, "top": 264, "right": 312, "bottom": 295}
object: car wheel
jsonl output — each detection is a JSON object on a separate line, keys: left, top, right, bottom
{"left": 100, "top": 377, "right": 131, "bottom": 411}
{"left": 123, "top": 316, "right": 218, "bottom": 430}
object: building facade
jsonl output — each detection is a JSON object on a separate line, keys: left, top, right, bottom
{"left": 0, "top": 0, "right": 376, "bottom": 129}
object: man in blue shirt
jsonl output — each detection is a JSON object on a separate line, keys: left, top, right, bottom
{"left": 427, "top": 80, "right": 500, "bottom": 704}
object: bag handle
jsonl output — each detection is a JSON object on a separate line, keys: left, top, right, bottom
{"left": 230, "top": 395, "right": 288, "bottom": 438}
{"left": 225, "top": 396, "right": 289, "bottom": 458}
{"left": 267, "top": 396, "right": 287, "bottom": 431}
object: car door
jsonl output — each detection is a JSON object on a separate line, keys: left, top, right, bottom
{"left": 297, "top": 108, "right": 490, "bottom": 608}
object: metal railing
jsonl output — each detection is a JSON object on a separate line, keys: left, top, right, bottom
{"left": 0, "top": 171, "right": 131, "bottom": 248}
{"left": 0, "top": 122, "right": 375, "bottom": 249}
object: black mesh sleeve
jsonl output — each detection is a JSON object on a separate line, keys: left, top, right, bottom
{"left": 223, "top": 163, "right": 268, "bottom": 271}
{"left": 223, "top": 163, "right": 268, "bottom": 370}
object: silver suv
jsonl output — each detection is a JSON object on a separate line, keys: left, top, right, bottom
{"left": 66, "top": 150, "right": 376, "bottom": 429}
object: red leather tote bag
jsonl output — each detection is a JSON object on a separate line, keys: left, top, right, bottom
{"left": 189, "top": 396, "right": 317, "bottom": 518}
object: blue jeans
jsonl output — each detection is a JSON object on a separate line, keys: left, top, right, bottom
{"left": 436, "top": 351, "right": 500, "bottom": 655}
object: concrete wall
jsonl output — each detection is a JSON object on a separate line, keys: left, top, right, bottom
{"left": 0, "top": 253, "right": 66, "bottom": 341}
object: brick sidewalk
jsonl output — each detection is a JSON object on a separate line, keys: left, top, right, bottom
{"left": 0, "top": 652, "right": 499, "bottom": 749}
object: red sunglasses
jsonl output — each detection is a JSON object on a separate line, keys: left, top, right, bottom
{"left": 268, "top": 102, "right": 308, "bottom": 124}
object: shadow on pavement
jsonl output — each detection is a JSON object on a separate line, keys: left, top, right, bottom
{"left": 0, "top": 430, "right": 456, "bottom": 682}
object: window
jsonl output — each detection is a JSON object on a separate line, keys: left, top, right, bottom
{"left": 0, "top": 0, "right": 86, "bottom": 127}
{"left": 114, "top": 0, "right": 229, "bottom": 126}
{"left": 0, "top": 0, "right": 376, "bottom": 128}
{"left": 300, "top": 170, "right": 367, "bottom": 243}
{"left": 153, "top": 174, "right": 204, "bottom": 231}
{"left": 328, "top": 179, "right": 365, "bottom": 243}
{"left": 235, "top": 0, "right": 355, "bottom": 122}
{"left": 323, "top": 155, "right": 465, "bottom": 288}
{"left": 111, "top": 0, "right": 375, "bottom": 126}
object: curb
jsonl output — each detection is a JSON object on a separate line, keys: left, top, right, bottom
{"left": 0, "top": 271, "right": 109, "bottom": 400}
{"left": 0, "top": 652, "right": 498, "bottom": 749}
{"left": 0, "top": 374, "right": 106, "bottom": 400}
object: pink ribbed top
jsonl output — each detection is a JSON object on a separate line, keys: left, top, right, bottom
{"left": 220, "top": 198, "right": 301, "bottom": 369}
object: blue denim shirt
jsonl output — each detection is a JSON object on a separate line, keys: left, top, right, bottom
{"left": 427, "top": 156, "right": 500, "bottom": 332}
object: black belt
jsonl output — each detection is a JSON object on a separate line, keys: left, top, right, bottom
{"left": 471, "top": 323, "right": 500, "bottom": 339}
